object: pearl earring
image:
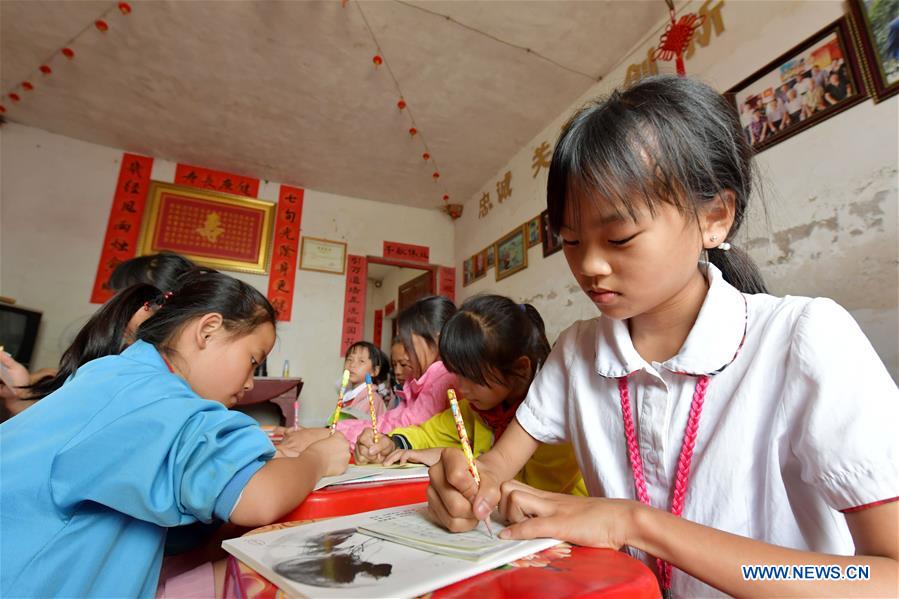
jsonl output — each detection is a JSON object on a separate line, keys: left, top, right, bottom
{"left": 710, "top": 235, "right": 718, "bottom": 243}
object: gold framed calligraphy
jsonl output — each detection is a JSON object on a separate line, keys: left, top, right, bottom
{"left": 138, "top": 181, "right": 275, "bottom": 275}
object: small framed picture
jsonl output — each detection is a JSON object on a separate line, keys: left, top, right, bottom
{"left": 462, "top": 257, "right": 473, "bottom": 287}
{"left": 848, "top": 0, "right": 899, "bottom": 102}
{"left": 540, "top": 210, "right": 562, "bottom": 258}
{"left": 486, "top": 245, "right": 495, "bottom": 269}
{"left": 472, "top": 250, "right": 488, "bottom": 282}
{"left": 299, "top": 236, "right": 347, "bottom": 275}
{"left": 725, "top": 18, "right": 868, "bottom": 153}
{"left": 494, "top": 225, "right": 528, "bottom": 281}
{"left": 526, "top": 216, "right": 542, "bottom": 248}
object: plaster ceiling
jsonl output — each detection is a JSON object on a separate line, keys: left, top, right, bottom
{"left": 1, "top": 1, "right": 666, "bottom": 210}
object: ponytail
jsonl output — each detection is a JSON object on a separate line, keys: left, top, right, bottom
{"left": 440, "top": 295, "right": 550, "bottom": 387}
{"left": 28, "top": 283, "right": 160, "bottom": 399}
{"left": 707, "top": 245, "right": 768, "bottom": 294}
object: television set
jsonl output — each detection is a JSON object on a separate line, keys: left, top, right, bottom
{"left": 0, "top": 303, "right": 42, "bottom": 369}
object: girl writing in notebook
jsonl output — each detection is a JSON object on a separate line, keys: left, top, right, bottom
{"left": 0, "top": 270, "right": 349, "bottom": 598}
{"left": 356, "top": 295, "right": 586, "bottom": 498}
{"left": 337, "top": 296, "right": 457, "bottom": 448}
{"left": 427, "top": 76, "right": 898, "bottom": 597}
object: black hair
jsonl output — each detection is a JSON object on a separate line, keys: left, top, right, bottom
{"left": 28, "top": 283, "right": 161, "bottom": 399}
{"left": 395, "top": 296, "right": 457, "bottom": 377}
{"left": 547, "top": 75, "right": 767, "bottom": 294}
{"left": 440, "top": 295, "right": 550, "bottom": 387}
{"left": 137, "top": 268, "right": 276, "bottom": 355}
{"left": 345, "top": 341, "right": 390, "bottom": 385}
{"left": 108, "top": 252, "right": 195, "bottom": 292}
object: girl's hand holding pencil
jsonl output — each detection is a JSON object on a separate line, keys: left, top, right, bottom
{"left": 427, "top": 447, "right": 502, "bottom": 533}
{"left": 354, "top": 427, "right": 395, "bottom": 464}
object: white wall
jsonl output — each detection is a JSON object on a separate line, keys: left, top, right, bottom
{"left": 454, "top": 0, "right": 898, "bottom": 380}
{"left": 0, "top": 122, "right": 454, "bottom": 424}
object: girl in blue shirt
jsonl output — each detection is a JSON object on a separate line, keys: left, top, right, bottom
{"left": 1, "top": 270, "right": 349, "bottom": 598}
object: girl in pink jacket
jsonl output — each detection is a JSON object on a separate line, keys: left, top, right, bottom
{"left": 336, "top": 296, "right": 457, "bottom": 449}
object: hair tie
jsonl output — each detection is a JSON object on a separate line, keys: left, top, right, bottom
{"left": 519, "top": 304, "right": 526, "bottom": 312}
{"left": 142, "top": 301, "right": 152, "bottom": 312}
{"left": 719, "top": 242, "right": 732, "bottom": 251}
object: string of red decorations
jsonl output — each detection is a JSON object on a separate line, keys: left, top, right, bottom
{"left": 652, "top": 0, "right": 705, "bottom": 76}
{"left": 0, "top": 3, "right": 133, "bottom": 115}
{"left": 354, "top": 2, "right": 452, "bottom": 206}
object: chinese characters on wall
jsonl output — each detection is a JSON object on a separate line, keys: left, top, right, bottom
{"left": 266, "top": 186, "right": 304, "bottom": 321}
{"left": 340, "top": 255, "right": 368, "bottom": 356}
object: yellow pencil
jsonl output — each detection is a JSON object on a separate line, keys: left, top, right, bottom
{"left": 329, "top": 369, "right": 351, "bottom": 435}
{"left": 447, "top": 389, "right": 494, "bottom": 538}
{"left": 366, "top": 373, "right": 380, "bottom": 443}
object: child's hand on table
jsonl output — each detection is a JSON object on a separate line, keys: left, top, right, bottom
{"left": 354, "top": 427, "right": 394, "bottom": 464}
{"left": 427, "top": 447, "right": 502, "bottom": 533}
{"left": 383, "top": 447, "right": 442, "bottom": 467}
{"left": 303, "top": 432, "right": 351, "bottom": 477}
{"left": 276, "top": 427, "right": 330, "bottom": 457}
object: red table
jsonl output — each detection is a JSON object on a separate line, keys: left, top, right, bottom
{"left": 279, "top": 479, "right": 430, "bottom": 521}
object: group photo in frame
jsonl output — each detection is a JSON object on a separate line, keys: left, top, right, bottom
{"left": 494, "top": 224, "right": 528, "bottom": 281}
{"left": 138, "top": 181, "right": 275, "bottom": 275}
{"left": 726, "top": 18, "right": 868, "bottom": 153}
{"left": 848, "top": 0, "right": 899, "bottom": 101}
{"left": 299, "top": 236, "right": 347, "bottom": 275}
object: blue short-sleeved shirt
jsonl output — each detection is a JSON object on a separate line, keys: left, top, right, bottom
{"left": 0, "top": 340, "right": 275, "bottom": 598}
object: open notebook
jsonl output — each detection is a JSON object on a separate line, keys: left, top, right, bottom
{"left": 313, "top": 463, "right": 429, "bottom": 491}
{"left": 222, "top": 503, "right": 559, "bottom": 598}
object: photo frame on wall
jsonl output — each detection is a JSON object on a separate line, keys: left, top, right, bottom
{"left": 540, "top": 210, "right": 562, "bottom": 258}
{"left": 848, "top": 0, "right": 899, "bottom": 102}
{"left": 526, "top": 216, "right": 542, "bottom": 248}
{"left": 138, "top": 181, "right": 275, "bottom": 275}
{"left": 494, "top": 225, "right": 528, "bottom": 281}
{"left": 299, "top": 236, "right": 347, "bottom": 275}
{"left": 462, "top": 257, "right": 473, "bottom": 287}
{"left": 471, "top": 249, "right": 488, "bottom": 283}
{"left": 725, "top": 18, "right": 868, "bottom": 154}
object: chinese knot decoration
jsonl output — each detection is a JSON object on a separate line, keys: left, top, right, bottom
{"left": 652, "top": 0, "right": 705, "bottom": 76}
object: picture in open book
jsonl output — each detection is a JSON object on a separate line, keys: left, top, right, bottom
{"left": 222, "top": 503, "right": 559, "bottom": 598}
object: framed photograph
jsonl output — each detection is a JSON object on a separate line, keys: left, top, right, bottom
{"left": 526, "top": 216, "right": 542, "bottom": 248}
{"left": 472, "top": 249, "right": 488, "bottom": 282}
{"left": 299, "top": 236, "right": 347, "bottom": 275}
{"left": 848, "top": 0, "right": 899, "bottom": 102}
{"left": 726, "top": 18, "right": 868, "bottom": 154}
{"left": 486, "top": 245, "right": 495, "bottom": 269}
{"left": 138, "top": 181, "right": 275, "bottom": 275}
{"left": 494, "top": 225, "right": 528, "bottom": 281}
{"left": 540, "top": 210, "right": 562, "bottom": 258}
{"left": 462, "top": 257, "right": 473, "bottom": 287}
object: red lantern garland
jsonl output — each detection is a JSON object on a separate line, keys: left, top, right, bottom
{"left": 408, "top": 127, "right": 417, "bottom": 137}
{"left": 95, "top": 20, "right": 109, "bottom": 32}
{"left": 8, "top": 93, "right": 20, "bottom": 102}
{"left": 62, "top": 48, "right": 75, "bottom": 59}
{"left": 397, "top": 98, "right": 406, "bottom": 110}
{"left": 432, "top": 172, "right": 440, "bottom": 180}
{"left": 118, "top": 2, "right": 132, "bottom": 15}
{"left": 0, "top": 105, "right": 6, "bottom": 113}
{"left": 422, "top": 152, "right": 430, "bottom": 161}
{"left": 372, "top": 55, "right": 383, "bottom": 66}
{"left": 443, "top": 194, "right": 449, "bottom": 201}
{"left": 39, "top": 65, "right": 52, "bottom": 74}
{"left": 21, "top": 82, "right": 34, "bottom": 91}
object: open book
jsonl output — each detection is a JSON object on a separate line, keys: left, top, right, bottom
{"left": 313, "top": 463, "right": 428, "bottom": 491}
{"left": 222, "top": 503, "right": 560, "bottom": 598}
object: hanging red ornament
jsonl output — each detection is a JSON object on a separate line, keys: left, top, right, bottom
{"left": 652, "top": 3, "right": 704, "bottom": 77}
{"left": 372, "top": 55, "right": 383, "bottom": 66}
{"left": 409, "top": 127, "right": 417, "bottom": 137}
{"left": 118, "top": 2, "right": 132, "bottom": 15}
{"left": 432, "top": 172, "right": 440, "bottom": 180}
{"left": 62, "top": 48, "right": 75, "bottom": 59}
{"left": 9, "top": 93, "right": 20, "bottom": 102}
{"left": 0, "top": 105, "right": 6, "bottom": 113}
{"left": 22, "top": 82, "right": 34, "bottom": 91}
{"left": 95, "top": 20, "right": 109, "bottom": 32}
{"left": 443, "top": 194, "right": 449, "bottom": 201}
{"left": 397, "top": 98, "right": 406, "bottom": 110}
{"left": 39, "top": 65, "right": 52, "bottom": 75}
{"left": 422, "top": 152, "right": 430, "bottom": 161}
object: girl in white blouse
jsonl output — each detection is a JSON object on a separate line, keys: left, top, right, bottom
{"left": 426, "top": 76, "right": 898, "bottom": 597}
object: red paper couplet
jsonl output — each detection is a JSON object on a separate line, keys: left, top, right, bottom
{"left": 438, "top": 267, "right": 456, "bottom": 303}
{"left": 266, "top": 186, "right": 304, "bottom": 321}
{"left": 385, "top": 300, "right": 396, "bottom": 317}
{"left": 90, "top": 153, "right": 154, "bottom": 303}
{"left": 174, "top": 163, "right": 260, "bottom": 198}
{"left": 340, "top": 255, "right": 368, "bottom": 356}
{"left": 373, "top": 309, "right": 384, "bottom": 348}
{"left": 383, "top": 241, "right": 429, "bottom": 263}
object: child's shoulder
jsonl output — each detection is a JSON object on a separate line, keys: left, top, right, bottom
{"left": 746, "top": 292, "right": 854, "bottom": 339}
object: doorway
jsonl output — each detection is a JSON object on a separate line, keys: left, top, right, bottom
{"left": 365, "top": 257, "right": 436, "bottom": 353}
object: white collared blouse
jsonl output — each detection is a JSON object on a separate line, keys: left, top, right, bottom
{"left": 517, "top": 264, "right": 899, "bottom": 597}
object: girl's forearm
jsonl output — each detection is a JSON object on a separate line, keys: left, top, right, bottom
{"left": 629, "top": 506, "right": 898, "bottom": 597}
{"left": 230, "top": 454, "right": 326, "bottom": 527}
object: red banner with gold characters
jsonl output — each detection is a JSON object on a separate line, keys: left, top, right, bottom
{"left": 340, "top": 255, "right": 367, "bottom": 356}
{"left": 90, "top": 153, "right": 154, "bottom": 303}
{"left": 373, "top": 309, "right": 384, "bottom": 347}
{"left": 438, "top": 266, "right": 456, "bottom": 303}
{"left": 267, "top": 186, "right": 304, "bottom": 321}
{"left": 174, "top": 164, "right": 260, "bottom": 198}
{"left": 383, "top": 241, "right": 429, "bottom": 263}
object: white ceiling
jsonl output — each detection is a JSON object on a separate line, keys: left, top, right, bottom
{"left": 1, "top": 1, "right": 666, "bottom": 210}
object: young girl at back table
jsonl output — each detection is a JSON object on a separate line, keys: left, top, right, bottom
{"left": 338, "top": 296, "right": 457, "bottom": 449}
{"left": 330, "top": 341, "right": 392, "bottom": 422}
{"left": 427, "top": 75, "right": 898, "bottom": 597}
{"left": 356, "top": 294, "right": 586, "bottom": 499}
{"left": 0, "top": 270, "right": 349, "bottom": 598}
